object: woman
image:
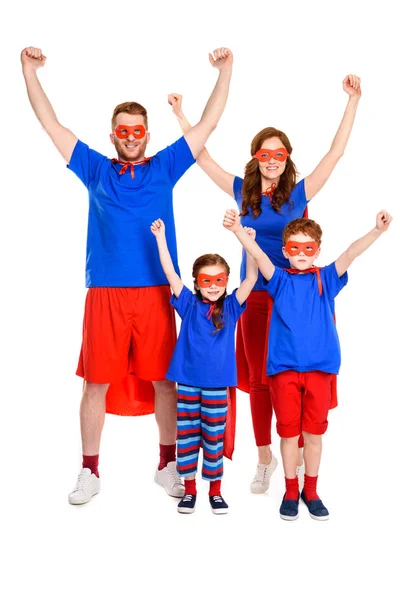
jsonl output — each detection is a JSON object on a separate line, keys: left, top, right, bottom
{"left": 170, "top": 74, "right": 361, "bottom": 493}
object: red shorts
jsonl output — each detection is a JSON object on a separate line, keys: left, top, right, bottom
{"left": 269, "top": 371, "right": 332, "bottom": 437}
{"left": 77, "top": 285, "right": 176, "bottom": 384}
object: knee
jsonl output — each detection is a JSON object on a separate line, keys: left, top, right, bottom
{"left": 281, "top": 436, "right": 300, "bottom": 447}
{"left": 303, "top": 432, "right": 322, "bottom": 448}
{"left": 153, "top": 379, "right": 176, "bottom": 396}
{"left": 82, "top": 382, "right": 108, "bottom": 403}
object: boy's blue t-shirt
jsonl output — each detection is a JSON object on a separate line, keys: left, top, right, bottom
{"left": 264, "top": 263, "right": 348, "bottom": 375}
{"left": 166, "top": 285, "right": 246, "bottom": 388}
{"left": 67, "top": 136, "right": 195, "bottom": 287}
{"left": 233, "top": 177, "right": 308, "bottom": 290}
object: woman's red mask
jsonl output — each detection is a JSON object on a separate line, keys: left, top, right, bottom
{"left": 197, "top": 272, "right": 228, "bottom": 288}
{"left": 253, "top": 148, "right": 289, "bottom": 162}
{"left": 284, "top": 241, "right": 319, "bottom": 256}
{"left": 114, "top": 125, "right": 146, "bottom": 139}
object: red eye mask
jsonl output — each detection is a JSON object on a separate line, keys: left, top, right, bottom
{"left": 252, "top": 148, "right": 289, "bottom": 162}
{"left": 114, "top": 125, "right": 146, "bottom": 139}
{"left": 284, "top": 241, "right": 319, "bottom": 256}
{"left": 197, "top": 272, "right": 228, "bottom": 288}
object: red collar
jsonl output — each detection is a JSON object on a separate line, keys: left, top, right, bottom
{"left": 202, "top": 299, "right": 217, "bottom": 319}
{"left": 111, "top": 157, "right": 151, "bottom": 179}
{"left": 262, "top": 182, "right": 277, "bottom": 200}
{"left": 284, "top": 266, "right": 322, "bottom": 295}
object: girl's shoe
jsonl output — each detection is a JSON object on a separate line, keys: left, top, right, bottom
{"left": 279, "top": 494, "right": 299, "bottom": 521}
{"left": 177, "top": 494, "right": 197, "bottom": 514}
{"left": 209, "top": 495, "right": 229, "bottom": 514}
{"left": 300, "top": 490, "right": 329, "bottom": 520}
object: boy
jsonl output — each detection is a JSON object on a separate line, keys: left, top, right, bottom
{"left": 223, "top": 208, "right": 392, "bottom": 520}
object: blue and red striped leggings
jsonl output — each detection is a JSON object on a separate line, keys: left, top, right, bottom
{"left": 177, "top": 384, "right": 228, "bottom": 481}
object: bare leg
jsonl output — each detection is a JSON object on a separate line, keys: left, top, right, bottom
{"left": 303, "top": 432, "right": 322, "bottom": 476}
{"left": 80, "top": 381, "right": 109, "bottom": 455}
{"left": 258, "top": 445, "right": 272, "bottom": 464}
{"left": 280, "top": 436, "right": 300, "bottom": 479}
{"left": 153, "top": 379, "right": 177, "bottom": 445}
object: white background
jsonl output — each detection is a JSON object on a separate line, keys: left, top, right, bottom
{"left": 2, "top": 0, "right": 399, "bottom": 598}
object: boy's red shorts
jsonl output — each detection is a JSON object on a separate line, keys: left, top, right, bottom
{"left": 76, "top": 285, "right": 176, "bottom": 384}
{"left": 269, "top": 370, "right": 333, "bottom": 437}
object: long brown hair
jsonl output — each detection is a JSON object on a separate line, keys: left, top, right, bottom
{"left": 192, "top": 254, "right": 230, "bottom": 332}
{"left": 241, "top": 127, "right": 298, "bottom": 217}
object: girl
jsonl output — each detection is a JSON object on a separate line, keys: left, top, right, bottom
{"left": 169, "top": 74, "right": 361, "bottom": 492}
{"left": 150, "top": 218, "right": 258, "bottom": 514}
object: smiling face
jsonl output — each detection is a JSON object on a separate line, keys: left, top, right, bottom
{"left": 282, "top": 233, "right": 321, "bottom": 270}
{"left": 257, "top": 136, "right": 288, "bottom": 183}
{"left": 110, "top": 112, "right": 150, "bottom": 162}
{"left": 195, "top": 264, "right": 228, "bottom": 302}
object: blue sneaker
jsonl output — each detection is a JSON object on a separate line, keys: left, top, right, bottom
{"left": 209, "top": 495, "right": 229, "bottom": 514}
{"left": 301, "top": 490, "right": 329, "bottom": 520}
{"left": 177, "top": 494, "right": 196, "bottom": 514}
{"left": 279, "top": 494, "right": 299, "bottom": 521}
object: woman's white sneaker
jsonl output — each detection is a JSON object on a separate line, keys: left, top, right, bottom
{"left": 250, "top": 455, "right": 278, "bottom": 494}
{"left": 68, "top": 468, "right": 100, "bottom": 505}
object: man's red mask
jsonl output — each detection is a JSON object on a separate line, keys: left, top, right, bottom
{"left": 253, "top": 148, "right": 289, "bottom": 162}
{"left": 284, "top": 241, "right": 319, "bottom": 256}
{"left": 197, "top": 272, "right": 228, "bottom": 288}
{"left": 114, "top": 125, "right": 146, "bottom": 139}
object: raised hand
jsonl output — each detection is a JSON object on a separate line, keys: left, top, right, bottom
{"left": 208, "top": 47, "right": 233, "bottom": 72}
{"left": 376, "top": 210, "right": 392, "bottom": 232}
{"left": 223, "top": 208, "right": 240, "bottom": 232}
{"left": 150, "top": 218, "right": 166, "bottom": 238}
{"left": 168, "top": 93, "right": 183, "bottom": 117}
{"left": 21, "top": 47, "right": 47, "bottom": 72}
{"left": 342, "top": 74, "right": 361, "bottom": 98}
{"left": 244, "top": 226, "right": 256, "bottom": 240}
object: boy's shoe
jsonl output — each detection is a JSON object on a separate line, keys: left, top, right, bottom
{"left": 177, "top": 494, "right": 197, "bottom": 514}
{"left": 209, "top": 495, "right": 229, "bottom": 515}
{"left": 279, "top": 494, "right": 300, "bottom": 521}
{"left": 154, "top": 461, "right": 185, "bottom": 497}
{"left": 250, "top": 455, "right": 278, "bottom": 494}
{"left": 68, "top": 468, "right": 100, "bottom": 505}
{"left": 301, "top": 490, "right": 329, "bottom": 520}
{"left": 296, "top": 463, "right": 305, "bottom": 492}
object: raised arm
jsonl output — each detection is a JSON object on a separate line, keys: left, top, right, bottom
{"left": 21, "top": 47, "right": 78, "bottom": 163}
{"left": 182, "top": 48, "right": 233, "bottom": 161}
{"left": 304, "top": 74, "right": 362, "bottom": 201}
{"left": 168, "top": 93, "right": 235, "bottom": 197}
{"left": 150, "top": 219, "right": 184, "bottom": 298}
{"left": 235, "top": 227, "right": 259, "bottom": 305}
{"left": 223, "top": 209, "right": 275, "bottom": 281}
{"left": 335, "top": 210, "right": 392, "bottom": 277}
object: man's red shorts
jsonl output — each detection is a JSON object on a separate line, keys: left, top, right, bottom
{"left": 76, "top": 286, "right": 176, "bottom": 384}
{"left": 269, "top": 370, "right": 332, "bottom": 437}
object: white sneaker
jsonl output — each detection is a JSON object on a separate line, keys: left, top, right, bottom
{"left": 68, "top": 468, "right": 100, "bottom": 505}
{"left": 296, "top": 463, "right": 305, "bottom": 492}
{"left": 250, "top": 455, "right": 278, "bottom": 494}
{"left": 154, "top": 461, "right": 184, "bottom": 497}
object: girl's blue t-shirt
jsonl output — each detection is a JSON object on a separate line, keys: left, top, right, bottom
{"left": 166, "top": 285, "right": 246, "bottom": 388}
{"left": 264, "top": 263, "right": 348, "bottom": 375}
{"left": 233, "top": 177, "right": 308, "bottom": 290}
{"left": 67, "top": 136, "right": 195, "bottom": 287}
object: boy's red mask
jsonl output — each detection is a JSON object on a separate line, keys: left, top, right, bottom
{"left": 114, "top": 125, "right": 146, "bottom": 139}
{"left": 253, "top": 148, "right": 289, "bottom": 162}
{"left": 197, "top": 272, "right": 228, "bottom": 288}
{"left": 284, "top": 241, "right": 319, "bottom": 256}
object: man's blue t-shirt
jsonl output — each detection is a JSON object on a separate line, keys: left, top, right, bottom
{"left": 233, "top": 177, "right": 308, "bottom": 290}
{"left": 264, "top": 263, "right": 348, "bottom": 375}
{"left": 67, "top": 136, "right": 195, "bottom": 287}
{"left": 166, "top": 286, "right": 246, "bottom": 388}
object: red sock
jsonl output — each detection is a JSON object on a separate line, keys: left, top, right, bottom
{"left": 82, "top": 454, "right": 99, "bottom": 478}
{"left": 209, "top": 480, "right": 221, "bottom": 496}
{"left": 284, "top": 476, "right": 298, "bottom": 500}
{"left": 185, "top": 479, "right": 197, "bottom": 495}
{"left": 158, "top": 444, "right": 176, "bottom": 470}
{"left": 303, "top": 474, "right": 320, "bottom": 501}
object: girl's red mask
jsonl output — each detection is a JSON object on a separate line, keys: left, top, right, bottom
{"left": 197, "top": 272, "right": 228, "bottom": 288}
{"left": 114, "top": 125, "right": 146, "bottom": 139}
{"left": 284, "top": 241, "right": 319, "bottom": 256}
{"left": 253, "top": 148, "right": 289, "bottom": 162}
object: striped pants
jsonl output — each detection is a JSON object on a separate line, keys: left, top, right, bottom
{"left": 177, "top": 384, "right": 228, "bottom": 481}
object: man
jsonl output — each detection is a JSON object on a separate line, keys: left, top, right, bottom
{"left": 21, "top": 45, "right": 233, "bottom": 505}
